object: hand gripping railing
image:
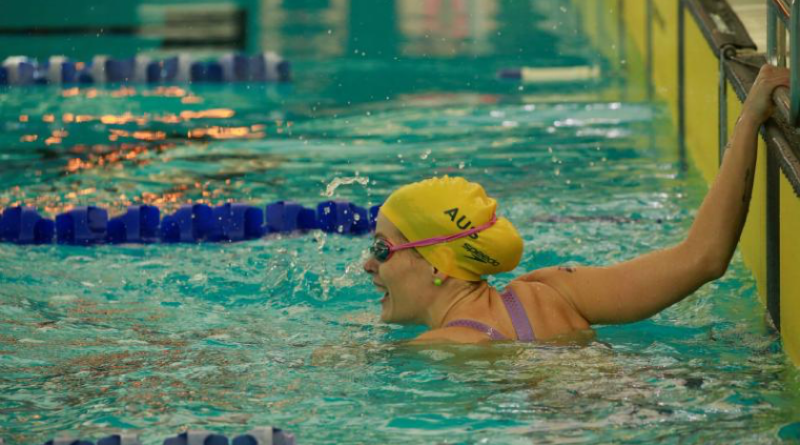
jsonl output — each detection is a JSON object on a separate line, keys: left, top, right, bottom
{"left": 767, "top": 0, "right": 800, "bottom": 126}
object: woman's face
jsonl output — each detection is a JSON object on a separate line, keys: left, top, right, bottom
{"left": 363, "top": 213, "right": 434, "bottom": 324}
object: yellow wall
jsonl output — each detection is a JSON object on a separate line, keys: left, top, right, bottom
{"left": 651, "top": 0, "right": 679, "bottom": 126}
{"left": 622, "top": 0, "right": 647, "bottom": 58}
{"left": 683, "top": 9, "right": 719, "bottom": 184}
{"left": 780, "top": 175, "right": 800, "bottom": 364}
{"left": 602, "top": 0, "right": 623, "bottom": 71}
{"left": 735, "top": 84, "right": 768, "bottom": 304}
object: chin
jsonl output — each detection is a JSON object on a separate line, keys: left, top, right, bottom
{"left": 380, "top": 309, "right": 394, "bottom": 324}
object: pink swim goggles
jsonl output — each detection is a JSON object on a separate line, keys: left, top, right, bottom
{"left": 370, "top": 214, "right": 498, "bottom": 262}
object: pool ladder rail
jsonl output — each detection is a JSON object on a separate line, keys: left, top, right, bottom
{"left": 766, "top": 0, "right": 800, "bottom": 126}
{"left": 15, "top": 426, "right": 296, "bottom": 445}
{"left": 0, "top": 53, "right": 290, "bottom": 86}
{"left": 0, "top": 201, "right": 381, "bottom": 245}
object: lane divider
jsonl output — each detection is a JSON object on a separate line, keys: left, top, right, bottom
{"left": 0, "top": 201, "right": 380, "bottom": 245}
{"left": 35, "top": 426, "right": 295, "bottom": 444}
{"left": 0, "top": 52, "right": 290, "bottom": 86}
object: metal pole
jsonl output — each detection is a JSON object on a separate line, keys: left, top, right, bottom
{"left": 646, "top": 0, "right": 654, "bottom": 102}
{"left": 678, "top": 0, "right": 687, "bottom": 172}
{"left": 790, "top": 0, "right": 800, "bottom": 125}
{"left": 777, "top": 19, "right": 787, "bottom": 67}
{"left": 766, "top": 146, "right": 782, "bottom": 332}
{"left": 719, "top": 46, "right": 729, "bottom": 165}
{"left": 768, "top": 1, "right": 778, "bottom": 65}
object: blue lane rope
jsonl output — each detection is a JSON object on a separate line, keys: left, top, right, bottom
{"left": 0, "top": 201, "right": 380, "bottom": 245}
{"left": 36, "top": 426, "right": 295, "bottom": 445}
{"left": 0, "top": 53, "right": 290, "bottom": 86}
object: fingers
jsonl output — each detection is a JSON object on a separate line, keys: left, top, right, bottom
{"left": 758, "top": 64, "right": 790, "bottom": 84}
{"left": 752, "top": 65, "right": 790, "bottom": 96}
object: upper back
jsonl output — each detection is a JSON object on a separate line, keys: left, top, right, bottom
{"left": 506, "top": 273, "right": 591, "bottom": 340}
{"left": 415, "top": 276, "right": 591, "bottom": 344}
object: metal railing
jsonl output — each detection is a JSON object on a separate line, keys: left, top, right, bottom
{"left": 767, "top": 0, "right": 800, "bottom": 126}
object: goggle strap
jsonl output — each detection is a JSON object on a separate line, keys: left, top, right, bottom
{"left": 390, "top": 213, "right": 498, "bottom": 252}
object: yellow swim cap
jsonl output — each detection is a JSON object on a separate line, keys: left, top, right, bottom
{"left": 380, "top": 176, "right": 523, "bottom": 281}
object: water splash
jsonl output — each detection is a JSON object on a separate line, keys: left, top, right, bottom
{"left": 322, "top": 175, "right": 370, "bottom": 197}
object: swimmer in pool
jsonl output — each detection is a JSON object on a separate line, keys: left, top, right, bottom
{"left": 363, "top": 64, "right": 790, "bottom": 343}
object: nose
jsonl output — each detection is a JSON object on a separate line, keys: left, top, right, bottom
{"left": 363, "top": 255, "right": 378, "bottom": 275}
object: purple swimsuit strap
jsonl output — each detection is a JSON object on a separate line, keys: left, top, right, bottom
{"left": 444, "top": 288, "right": 536, "bottom": 342}
{"left": 500, "top": 288, "right": 536, "bottom": 342}
{"left": 445, "top": 319, "right": 507, "bottom": 341}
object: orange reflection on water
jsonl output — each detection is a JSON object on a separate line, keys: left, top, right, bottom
{"left": 140, "top": 190, "right": 189, "bottom": 210}
{"left": 19, "top": 115, "right": 28, "bottom": 122}
{"left": 62, "top": 113, "right": 75, "bottom": 123}
{"left": 179, "top": 109, "right": 235, "bottom": 120}
{"left": 156, "top": 114, "right": 182, "bottom": 124}
{"left": 45, "top": 137, "right": 62, "bottom": 145}
{"left": 65, "top": 144, "right": 176, "bottom": 173}
{"left": 147, "top": 86, "right": 187, "bottom": 97}
{"left": 45, "top": 203, "right": 75, "bottom": 215}
{"left": 111, "top": 87, "right": 137, "bottom": 98}
{"left": 20, "top": 135, "right": 38, "bottom": 142}
{"left": 181, "top": 95, "right": 203, "bottom": 104}
{"left": 132, "top": 131, "right": 166, "bottom": 141}
{"left": 83, "top": 109, "right": 236, "bottom": 127}
{"left": 108, "top": 129, "right": 167, "bottom": 142}
{"left": 66, "top": 158, "right": 92, "bottom": 172}
{"left": 65, "top": 188, "right": 96, "bottom": 200}
{"left": 43, "top": 114, "right": 55, "bottom": 123}
{"left": 187, "top": 126, "right": 265, "bottom": 140}
{"left": 101, "top": 113, "right": 137, "bottom": 125}
{"left": 61, "top": 88, "right": 80, "bottom": 97}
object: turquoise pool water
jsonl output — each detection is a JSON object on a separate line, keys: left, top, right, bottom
{"left": 1, "top": 1, "right": 799, "bottom": 444}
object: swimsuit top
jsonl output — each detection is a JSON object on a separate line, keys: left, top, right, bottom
{"left": 444, "top": 288, "right": 536, "bottom": 342}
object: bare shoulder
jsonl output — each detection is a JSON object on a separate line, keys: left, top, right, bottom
{"left": 411, "top": 327, "right": 493, "bottom": 344}
{"left": 508, "top": 270, "right": 591, "bottom": 338}
{"left": 516, "top": 265, "right": 581, "bottom": 284}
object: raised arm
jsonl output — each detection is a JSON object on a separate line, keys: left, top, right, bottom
{"left": 522, "top": 65, "right": 790, "bottom": 325}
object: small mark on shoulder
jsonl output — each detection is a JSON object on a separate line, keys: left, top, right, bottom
{"left": 558, "top": 266, "right": 576, "bottom": 273}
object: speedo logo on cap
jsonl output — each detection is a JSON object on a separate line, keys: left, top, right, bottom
{"left": 443, "top": 208, "right": 479, "bottom": 240}
{"left": 462, "top": 242, "right": 500, "bottom": 266}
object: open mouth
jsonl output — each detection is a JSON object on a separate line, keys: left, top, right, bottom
{"left": 373, "top": 283, "right": 389, "bottom": 303}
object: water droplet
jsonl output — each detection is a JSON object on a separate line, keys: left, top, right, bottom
{"left": 323, "top": 176, "right": 370, "bottom": 197}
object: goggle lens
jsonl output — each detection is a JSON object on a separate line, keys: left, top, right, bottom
{"left": 370, "top": 239, "right": 392, "bottom": 262}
